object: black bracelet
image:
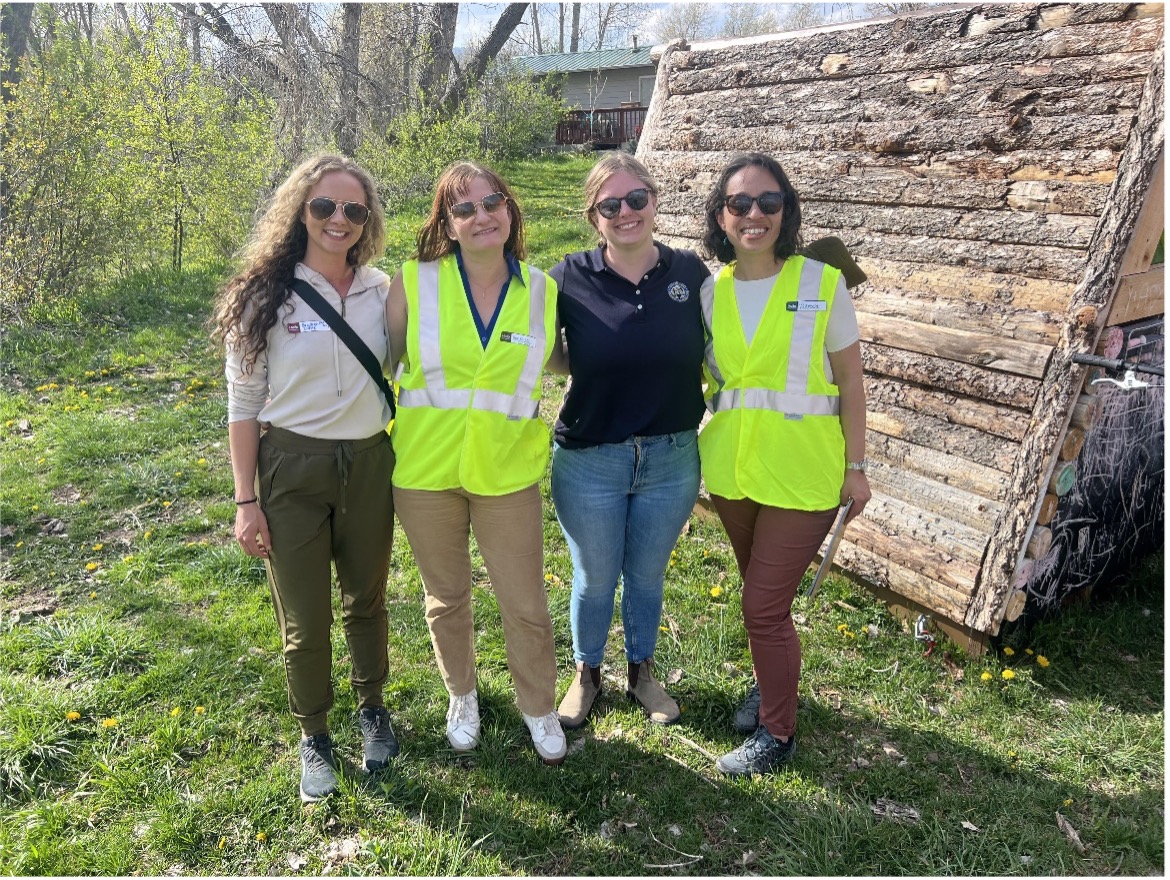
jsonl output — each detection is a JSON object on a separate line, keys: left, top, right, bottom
{"left": 235, "top": 498, "right": 258, "bottom": 506}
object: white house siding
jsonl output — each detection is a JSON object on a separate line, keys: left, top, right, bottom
{"left": 561, "top": 67, "right": 656, "bottom": 109}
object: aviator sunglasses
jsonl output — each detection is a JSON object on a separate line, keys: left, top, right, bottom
{"left": 592, "top": 188, "right": 651, "bottom": 219}
{"left": 723, "top": 191, "right": 784, "bottom": 217}
{"left": 449, "top": 192, "right": 509, "bottom": 220}
{"left": 305, "top": 197, "right": 370, "bottom": 225}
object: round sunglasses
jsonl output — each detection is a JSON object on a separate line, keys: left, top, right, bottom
{"left": 305, "top": 197, "right": 369, "bottom": 225}
{"left": 592, "top": 188, "right": 651, "bottom": 219}
{"left": 449, "top": 192, "right": 509, "bottom": 220}
{"left": 723, "top": 191, "right": 784, "bottom": 217}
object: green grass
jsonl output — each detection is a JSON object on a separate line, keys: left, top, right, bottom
{"left": 0, "top": 153, "right": 1163, "bottom": 875}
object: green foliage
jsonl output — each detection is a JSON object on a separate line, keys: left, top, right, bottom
{"left": 358, "top": 65, "right": 567, "bottom": 203}
{"left": 0, "top": 14, "right": 275, "bottom": 324}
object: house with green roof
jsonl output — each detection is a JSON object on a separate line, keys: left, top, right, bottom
{"left": 512, "top": 42, "right": 658, "bottom": 147}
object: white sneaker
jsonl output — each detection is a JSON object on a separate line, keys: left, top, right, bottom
{"left": 446, "top": 691, "right": 481, "bottom": 752}
{"left": 522, "top": 710, "right": 567, "bottom": 765}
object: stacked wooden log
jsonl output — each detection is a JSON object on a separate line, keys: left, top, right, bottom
{"left": 639, "top": 3, "right": 1164, "bottom": 639}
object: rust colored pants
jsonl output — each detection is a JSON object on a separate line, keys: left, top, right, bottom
{"left": 710, "top": 496, "right": 836, "bottom": 739}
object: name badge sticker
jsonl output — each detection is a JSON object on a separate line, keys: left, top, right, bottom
{"left": 786, "top": 300, "right": 828, "bottom": 312}
{"left": 499, "top": 331, "right": 537, "bottom": 347}
{"left": 288, "top": 320, "right": 330, "bottom": 333}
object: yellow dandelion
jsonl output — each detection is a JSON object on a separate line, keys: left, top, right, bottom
{"left": 1001, "top": 669, "right": 1016, "bottom": 680}
{"left": 195, "top": 706, "right": 206, "bottom": 715}
{"left": 1003, "top": 647, "right": 1015, "bottom": 657}
{"left": 544, "top": 573, "right": 553, "bottom": 581}
{"left": 709, "top": 585, "right": 724, "bottom": 598}
{"left": 162, "top": 501, "right": 172, "bottom": 508}
{"left": 197, "top": 458, "right": 207, "bottom": 466}
{"left": 31, "top": 505, "right": 38, "bottom": 512}
{"left": 66, "top": 711, "right": 81, "bottom": 722}
{"left": 85, "top": 562, "right": 99, "bottom": 572}
{"left": 85, "top": 370, "right": 95, "bottom": 378}
{"left": 144, "top": 530, "right": 153, "bottom": 539}
{"left": 105, "top": 386, "right": 113, "bottom": 393}
{"left": 36, "top": 457, "right": 45, "bottom": 464}
{"left": 845, "top": 630, "right": 856, "bottom": 639}
{"left": 89, "top": 591, "right": 97, "bottom": 599}
{"left": 218, "top": 837, "right": 226, "bottom": 850}
{"left": 1063, "top": 798, "right": 1073, "bottom": 807}
{"left": 15, "top": 541, "right": 23, "bottom": 548}
{"left": 703, "top": 549, "right": 709, "bottom": 557}
{"left": 256, "top": 832, "right": 267, "bottom": 842}
{"left": 980, "top": 671, "right": 993, "bottom": 681}
{"left": 1024, "top": 648, "right": 1034, "bottom": 656}
{"left": 123, "top": 555, "right": 134, "bottom": 563}
{"left": 170, "top": 707, "right": 181, "bottom": 717}
{"left": 837, "top": 623, "right": 849, "bottom": 633}
{"left": 101, "top": 718, "right": 118, "bottom": 728}
{"left": 174, "top": 471, "right": 182, "bottom": 477}
{"left": 1036, "top": 655, "right": 1050, "bottom": 668}
{"left": 669, "top": 560, "right": 676, "bottom": 567}
{"left": 92, "top": 543, "right": 103, "bottom": 551}
{"left": 659, "top": 626, "right": 668, "bottom": 633}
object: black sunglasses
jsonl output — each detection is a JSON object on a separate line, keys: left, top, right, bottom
{"left": 592, "top": 188, "right": 651, "bottom": 219}
{"left": 305, "top": 197, "right": 369, "bottom": 225}
{"left": 723, "top": 191, "right": 784, "bottom": 217}
{"left": 449, "top": 192, "right": 509, "bottom": 220}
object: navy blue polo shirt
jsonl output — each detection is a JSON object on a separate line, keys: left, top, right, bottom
{"left": 550, "top": 242, "right": 710, "bottom": 449}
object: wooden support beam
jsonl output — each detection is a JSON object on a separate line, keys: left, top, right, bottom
{"left": 1108, "top": 264, "right": 1165, "bottom": 326}
{"left": 1118, "top": 152, "right": 1164, "bottom": 276}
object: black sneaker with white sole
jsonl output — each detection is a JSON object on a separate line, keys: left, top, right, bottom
{"left": 299, "top": 733, "right": 339, "bottom": 802}
{"left": 716, "top": 725, "right": 796, "bottom": 776}
{"left": 358, "top": 707, "right": 399, "bottom": 772}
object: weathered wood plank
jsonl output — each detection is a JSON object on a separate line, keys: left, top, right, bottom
{"left": 859, "top": 313, "right": 1053, "bottom": 378}
{"left": 865, "top": 377, "right": 1031, "bottom": 442}
{"left": 858, "top": 257, "right": 1077, "bottom": 315}
{"left": 667, "top": 14, "right": 1162, "bottom": 92}
{"left": 868, "top": 401, "right": 1019, "bottom": 472}
{"left": 845, "top": 515, "right": 983, "bottom": 594}
{"left": 866, "top": 457, "right": 1003, "bottom": 533}
{"left": 861, "top": 342, "right": 1041, "bottom": 409}
{"left": 968, "top": 53, "right": 1165, "bottom": 633}
{"left": 855, "top": 288, "right": 1061, "bottom": 346}
{"left": 867, "top": 431, "right": 1010, "bottom": 499}
{"left": 1108, "top": 264, "right": 1166, "bottom": 326}
{"left": 656, "top": 216, "right": 1089, "bottom": 282}
{"left": 646, "top": 114, "right": 1136, "bottom": 158}
{"left": 862, "top": 491, "right": 989, "bottom": 563}
{"left": 644, "top": 148, "right": 1121, "bottom": 187}
{"left": 831, "top": 541, "right": 972, "bottom": 622}
{"left": 657, "top": 64, "right": 1147, "bottom": 128}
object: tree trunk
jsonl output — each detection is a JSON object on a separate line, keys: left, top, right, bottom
{"left": 570, "top": 2, "right": 580, "bottom": 52}
{"left": 558, "top": 3, "right": 565, "bottom": 52}
{"left": 418, "top": 3, "right": 458, "bottom": 107}
{"left": 440, "top": 3, "right": 528, "bottom": 112}
{"left": 336, "top": 3, "right": 361, "bottom": 156}
{"left": 531, "top": 2, "right": 541, "bottom": 54}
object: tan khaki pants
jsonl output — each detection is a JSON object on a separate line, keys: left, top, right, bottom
{"left": 393, "top": 483, "right": 556, "bottom": 717}
{"left": 259, "top": 427, "right": 394, "bottom": 737}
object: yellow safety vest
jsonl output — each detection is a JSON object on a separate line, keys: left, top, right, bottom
{"left": 699, "top": 256, "right": 845, "bottom": 510}
{"left": 392, "top": 255, "right": 557, "bottom": 495}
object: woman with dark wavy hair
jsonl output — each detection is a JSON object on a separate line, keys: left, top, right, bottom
{"left": 698, "top": 152, "right": 871, "bottom": 776}
{"left": 385, "top": 161, "right": 566, "bottom": 766}
{"left": 213, "top": 154, "right": 399, "bottom": 803}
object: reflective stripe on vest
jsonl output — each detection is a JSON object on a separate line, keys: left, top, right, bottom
{"left": 403, "top": 262, "right": 547, "bottom": 419}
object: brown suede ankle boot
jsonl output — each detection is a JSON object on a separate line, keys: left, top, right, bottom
{"left": 557, "top": 663, "right": 601, "bottom": 729}
{"left": 626, "top": 659, "right": 680, "bottom": 724}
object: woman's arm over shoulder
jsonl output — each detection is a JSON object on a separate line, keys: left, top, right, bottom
{"left": 385, "top": 269, "right": 408, "bottom": 369}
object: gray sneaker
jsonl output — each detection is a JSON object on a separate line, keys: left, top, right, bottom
{"left": 733, "top": 681, "right": 761, "bottom": 733}
{"left": 716, "top": 726, "right": 796, "bottom": 776}
{"left": 299, "top": 733, "right": 339, "bottom": 802}
{"left": 358, "top": 707, "right": 399, "bottom": 772}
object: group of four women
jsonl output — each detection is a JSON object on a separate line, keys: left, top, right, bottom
{"left": 214, "top": 149, "right": 871, "bottom": 803}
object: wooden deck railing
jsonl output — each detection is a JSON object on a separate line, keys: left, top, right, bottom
{"left": 556, "top": 107, "right": 647, "bottom": 148}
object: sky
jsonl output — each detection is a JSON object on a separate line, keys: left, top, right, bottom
{"left": 452, "top": 2, "right": 868, "bottom": 51}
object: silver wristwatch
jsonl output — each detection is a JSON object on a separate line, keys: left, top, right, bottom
{"left": 845, "top": 459, "right": 868, "bottom": 473}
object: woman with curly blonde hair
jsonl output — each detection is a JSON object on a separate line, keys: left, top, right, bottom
{"left": 213, "top": 154, "right": 399, "bottom": 803}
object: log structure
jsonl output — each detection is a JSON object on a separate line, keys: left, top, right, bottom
{"left": 639, "top": 3, "right": 1164, "bottom": 641}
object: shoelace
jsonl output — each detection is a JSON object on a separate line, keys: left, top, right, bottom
{"left": 303, "top": 738, "right": 332, "bottom": 770}
{"left": 363, "top": 710, "right": 389, "bottom": 736}
{"left": 448, "top": 695, "right": 477, "bottom": 726}
{"left": 529, "top": 713, "right": 560, "bottom": 741}
{"left": 743, "top": 684, "right": 761, "bottom": 711}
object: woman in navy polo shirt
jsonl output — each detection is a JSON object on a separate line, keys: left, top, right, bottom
{"left": 549, "top": 153, "right": 710, "bottom": 729}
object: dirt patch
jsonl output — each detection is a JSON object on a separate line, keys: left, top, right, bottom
{"left": 3, "top": 584, "right": 59, "bottom": 622}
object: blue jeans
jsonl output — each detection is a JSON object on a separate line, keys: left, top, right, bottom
{"left": 550, "top": 430, "right": 701, "bottom": 667}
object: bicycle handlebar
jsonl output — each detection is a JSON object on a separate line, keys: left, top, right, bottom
{"left": 1071, "top": 353, "right": 1164, "bottom": 377}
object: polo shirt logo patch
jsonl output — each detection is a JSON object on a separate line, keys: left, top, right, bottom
{"left": 667, "top": 281, "right": 690, "bottom": 303}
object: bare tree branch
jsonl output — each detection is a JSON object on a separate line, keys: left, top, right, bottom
{"left": 440, "top": 3, "right": 528, "bottom": 111}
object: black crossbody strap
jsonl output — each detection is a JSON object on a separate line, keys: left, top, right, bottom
{"left": 288, "top": 278, "right": 396, "bottom": 418}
